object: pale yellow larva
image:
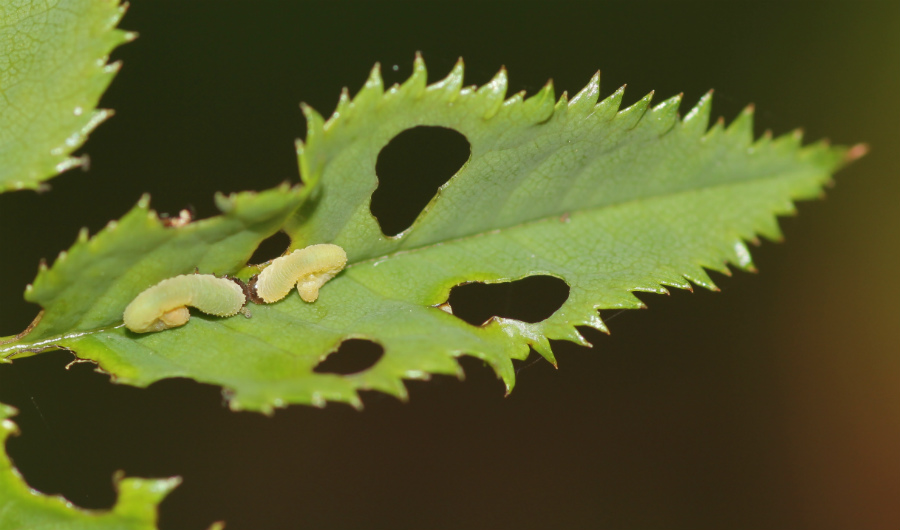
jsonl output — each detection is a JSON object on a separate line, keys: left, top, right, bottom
{"left": 253, "top": 244, "right": 347, "bottom": 303}
{"left": 123, "top": 274, "right": 247, "bottom": 333}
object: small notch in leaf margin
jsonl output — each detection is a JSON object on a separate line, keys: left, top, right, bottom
{"left": 314, "top": 339, "right": 384, "bottom": 375}
{"left": 372, "top": 126, "right": 471, "bottom": 236}
{"left": 446, "top": 275, "right": 570, "bottom": 326}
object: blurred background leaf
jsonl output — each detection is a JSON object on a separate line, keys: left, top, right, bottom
{"left": 0, "top": 0, "right": 131, "bottom": 192}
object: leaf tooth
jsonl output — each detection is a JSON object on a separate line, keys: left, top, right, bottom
{"left": 683, "top": 268, "right": 719, "bottom": 291}
{"left": 352, "top": 62, "right": 385, "bottom": 110}
{"left": 553, "top": 91, "right": 569, "bottom": 119}
{"left": 699, "top": 256, "right": 731, "bottom": 276}
{"left": 726, "top": 104, "right": 755, "bottom": 145}
{"left": 520, "top": 79, "right": 555, "bottom": 123}
{"left": 754, "top": 128, "right": 774, "bottom": 150}
{"left": 296, "top": 136, "right": 317, "bottom": 189}
{"left": 331, "top": 87, "right": 351, "bottom": 123}
{"left": 730, "top": 241, "right": 755, "bottom": 271}
{"left": 496, "top": 355, "right": 517, "bottom": 396}
{"left": 755, "top": 214, "right": 784, "bottom": 242}
{"left": 567, "top": 326, "right": 592, "bottom": 347}
{"left": 616, "top": 90, "right": 654, "bottom": 130}
{"left": 77, "top": 227, "right": 89, "bottom": 243}
{"left": 502, "top": 89, "right": 526, "bottom": 109}
{"left": 38, "top": 258, "right": 48, "bottom": 272}
{"left": 647, "top": 93, "right": 682, "bottom": 135}
{"left": 593, "top": 84, "right": 625, "bottom": 122}
{"left": 136, "top": 193, "right": 151, "bottom": 210}
{"left": 582, "top": 312, "right": 609, "bottom": 335}
{"left": 772, "top": 128, "right": 804, "bottom": 153}
{"left": 301, "top": 102, "right": 326, "bottom": 145}
{"left": 615, "top": 291, "right": 648, "bottom": 309}
{"left": 114, "top": 475, "right": 182, "bottom": 509}
{"left": 476, "top": 66, "right": 509, "bottom": 119}
{"left": 347, "top": 392, "right": 363, "bottom": 410}
{"left": 382, "top": 376, "right": 410, "bottom": 401}
{"left": 295, "top": 137, "right": 305, "bottom": 159}
{"left": 704, "top": 115, "right": 727, "bottom": 141}
{"left": 429, "top": 57, "right": 465, "bottom": 100}
{"left": 529, "top": 335, "right": 557, "bottom": 367}
{"left": 682, "top": 90, "right": 714, "bottom": 136}
{"left": 568, "top": 71, "right": 601, "bottom": 117}
{"left": 501, "top": 320, "right": 558, "bottom": 366}
{"left": 299, "top": 103, "right": 326, "bottom": 186}
{"left": 843, "top": 143, "right": 869, "bottom": 163}
{"left": 402, "top": 52, "right": 429, "bottom": 98}
{"left": 658, "top": 272, "right": 692, "bottom": 291}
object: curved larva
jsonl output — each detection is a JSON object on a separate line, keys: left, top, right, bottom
{"left": 123, "top": 274, "right": 246, "bottom": 333}
{"left": 254, "top": 243, "right": 347, "bottom": 303}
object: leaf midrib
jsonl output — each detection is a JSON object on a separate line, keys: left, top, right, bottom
{"left": 1, "top": 161, "right": 817, "bottom": 355}
{"left": 346, "top": 166, "right": 814, "bottom": 270}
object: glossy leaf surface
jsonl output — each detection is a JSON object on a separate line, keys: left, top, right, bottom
{"left": 1, "top": 58, "right": 857, "bottom": 413}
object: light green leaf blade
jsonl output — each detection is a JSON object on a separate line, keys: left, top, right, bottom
{"left": 3, "top": 184, "right": 304, "bottom": 350}
{"left": 0, "top": 404, "right": 177, "bottom": 529}
{"left": 1, "top": 58, "right": 859, "bottom": 412}
{"left": 0, "top": 0, "right": 131, "bottom": 192}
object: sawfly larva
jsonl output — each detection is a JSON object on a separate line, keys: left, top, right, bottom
{"left": 123, "top": 274, "right": 247, "bottom": 333}
{"left": 252, "top": 243, "right": 347, "bottom": 303}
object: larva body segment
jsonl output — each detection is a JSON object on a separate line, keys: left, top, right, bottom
{"left": 255, "top": 243, "right": 347, "bottom": 303}
{"left": 123, "top": 274, "right": 246, "bottom": 333}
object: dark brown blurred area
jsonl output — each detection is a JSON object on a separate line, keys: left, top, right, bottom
{"left": 0, "top": 1, "right": 897, "bottom": 529}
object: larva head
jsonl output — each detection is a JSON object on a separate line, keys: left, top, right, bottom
{"left": 124, "top": 300, "right": 191, "bottom": 333}
{"left": 155, "top": 307, "right": 191, "bottom": 331}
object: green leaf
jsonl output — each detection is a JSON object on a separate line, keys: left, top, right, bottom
{"left": 1, "top": 57, "right": 859, "bottom": 413}
{"left": 0, "top": 403, "right": 177, "bottom": 529}
{"left": 4, "top": 184, "right": 305, "bottom": 349}
{"left": 0, "top": 0, "right": 131, "bottom": 192}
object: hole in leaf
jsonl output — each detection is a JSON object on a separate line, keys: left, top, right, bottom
{"left": 248, "top": 230, "right": 291, "bottom": 264}
{"left": 447, "top": 275, "right": 569, "bottom": 326}
{"left": 372, "top": 126, "right": 471, "bottom": 236}
{"left": 313, "top": 339, "right": 384, "bottom": 375}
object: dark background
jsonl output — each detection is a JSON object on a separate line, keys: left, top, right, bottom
{"left": 1, "top": 1, "right": 898, "bottom": 529}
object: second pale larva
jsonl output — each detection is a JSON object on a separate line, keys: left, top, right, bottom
{"left": 253, "top": 243, "right": 347, "bottom": 303}
{"left": 123, "top": 274, "right": 247, "bottom": 333}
